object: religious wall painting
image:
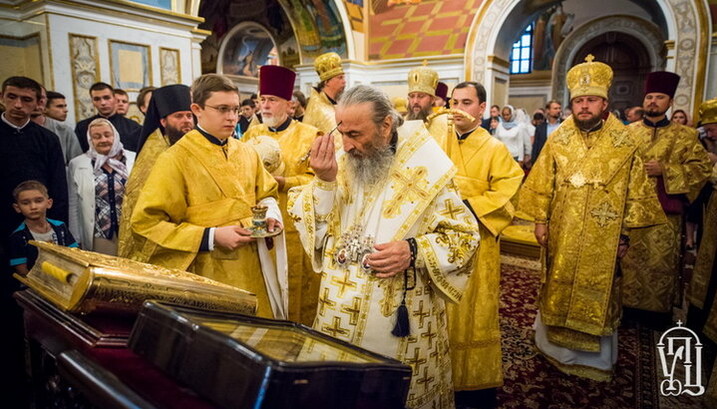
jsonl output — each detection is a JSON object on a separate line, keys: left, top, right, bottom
{"left": 532, "top": 4, "right": 574, "bottom": 71}
{"left": 0, "top": 34, "right": 43, "bottom": 85}
{"left": 344, "top": 0, "right": 365, "bottom": 32}
{"left": 198, "top": 0, "right": 295, "bottom": 73}
{"left": 218, "top": 22, "right": 279, "bottom": 78}
{"left": 109, "top": 40, "right": 152, "bottom": 92}
{"left": 68, "top": 34, "right": 100, "bottom": 121}
{"left": 159, "top": 47, "right": 181, "bottom": 85}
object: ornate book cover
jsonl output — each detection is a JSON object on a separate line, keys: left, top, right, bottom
{"left": 15, "top": 241, "right": 256, "bottom": 315}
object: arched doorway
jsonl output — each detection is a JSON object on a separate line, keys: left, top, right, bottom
{"left": 572, "top": 31, "right": 652, "bottom": 114}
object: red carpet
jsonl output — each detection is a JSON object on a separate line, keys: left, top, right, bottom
{"left": 494, "top": 256, "right": 703, "bottom": 409}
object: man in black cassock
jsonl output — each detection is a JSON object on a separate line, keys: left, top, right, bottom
{"left": 0, "top": 75, "right": 69, "bottom": 407}
{"left": 74, "top": 81, "right": 141, "bottom": 152}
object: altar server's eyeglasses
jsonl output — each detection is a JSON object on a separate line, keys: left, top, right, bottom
{"left": 205, "top": 104, "right": 241, "bottom": 116}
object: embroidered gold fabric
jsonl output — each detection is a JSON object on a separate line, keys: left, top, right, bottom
{"left": 517, "top": 114, "right": 665, "bottom": 350}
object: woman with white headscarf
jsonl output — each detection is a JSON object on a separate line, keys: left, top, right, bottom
{"left": 494, "top": 105, "right": 532, "bottom": 166}
{"left": 68, "top": 118, "right": 135, "bottom": 254}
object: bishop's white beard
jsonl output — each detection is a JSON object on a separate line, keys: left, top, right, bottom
{"left": 345, "top": 138, "right": 394, "bottom": 187}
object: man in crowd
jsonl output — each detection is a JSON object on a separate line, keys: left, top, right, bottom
{"left": 531, "top": 100, "right": 562, "bottom": 164}
{"left": 114, "top": 88, "right": 130, "bottom": 115}
{"left": 242, "top": 66, "right": 320, "bottom": 326}
{"left": 290, "top": 84, "right": 479, "bottom": 409}
{"left": 621, "top": 71, "right": 711, "bottom": 329}
{"left": 131, "top": 74, "right": 286, "bottom": 319}
{"left": 32, "top": 86, "right": 82, "bottom": 165}
{"left": 444, "top": 81, "right": 524, "bottom": 409}
{"left": 625, "top": 105, "right": 644, "bottom": 123}
{"left": 517, "top": 55, "right": 665, "bottom": 381}
{"left": 75, "top": 82, "right": 140, "bottom": 152}
{"left": 434, "top": 81, "right": 449, "bottom": 109}
{"left": 0, "top": 76, "right": 68, "bottom": 405}
{"left": 304, "top": 51, "right": 346, "bottom": 146}
{"left": 118, "top": 84, "right": 194, "bottom": 259}
{"left": 137, "top": 86, "right": 155, "bottom": 115}
{"left": 292, "top": 90, "right": 307, "bottom": 122}
{"left": 45, "top": 90, "right": 69, "bottom": 122}
{"left": 481, "top": 104, "right": 501, "bottom": 131}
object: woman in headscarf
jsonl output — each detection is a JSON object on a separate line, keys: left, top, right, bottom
{"left": 68, "top": 118, "right": 135, "bottom": 254}
{"left": 494, "top": 105, "right": 532, "bottom": 166}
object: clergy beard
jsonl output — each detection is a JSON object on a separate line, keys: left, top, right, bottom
{"left": 345, "top": 137, "right": 394, "bottom": 187}
{"left": 645, "top": 107, "right": 668, "bottom": 118}
{"left": 263, "top": 113, "right": 286, "bottom": 128}
{"left": 165, "top": 124, "right": 185, "bottom": 145}
{"left": 405, "top": 106, "right": 431, "bottom": 121}
{"left": 573, "top": 111, "right": 604, "bottom": 131}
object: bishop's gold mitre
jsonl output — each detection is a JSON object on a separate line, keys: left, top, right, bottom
{"left": 314, "top": 52, "right": 344, "bottom": 82}
{"left": 408, "top": 62, "right": 438, "bottom": 96}
{"left": 699, "top": 98, "right": 717, "bottom": 126}
{"left": 566, "top": 54, "right": 613, "bottom": 100}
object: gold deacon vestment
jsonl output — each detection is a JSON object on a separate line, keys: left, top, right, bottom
{"left": 303, "top": 88, "right": 342, "bottom": 150}
{"left": 289, "top": 121, "right": 479, "bottom": 409}
{"left": 621, "top": 120, "right": 710, "bottom": 312}
{"left": 243, "top": 120, "right": 320, "bottom": 326}
{"left": 118, "top": 129, "right": 170, "bottom": 259}
{"left": 694, "top": 162, "right": 717, "bottom": 336}
{"left": 517, "top": 114, "right": 665, "bottom": 380}
{"left": 440, "top": 126, "right": 524, "bottom": 390}
{"left": 131, "top": 130, "right": 280, "bottom": 318}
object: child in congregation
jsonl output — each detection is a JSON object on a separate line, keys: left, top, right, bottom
{"left": 8, "top": 180, "right": 78, "bottom": 275}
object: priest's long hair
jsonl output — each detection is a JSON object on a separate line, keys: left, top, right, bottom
{"left": 338, "top": 85, "right": 404, "bottom": 134}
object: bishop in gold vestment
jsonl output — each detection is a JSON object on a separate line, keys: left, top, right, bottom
{"left": 290, "top": 86, "right": 479, "bottom": 409}
{"left": 518, "top": 56, "right": 665, "bottom": 381}
{"left": 440, "top": 82, "right": 524, "bottom": 392}
{"left": 243, "top": 118, "right": 320, "bottom": 326}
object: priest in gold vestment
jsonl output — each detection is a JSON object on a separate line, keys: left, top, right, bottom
{"left": 303, "top": 52, "right": 346, "bottom": 149}
{"left": 242, "top": 65, "right": 321, "bottom": 326}
{"left": 405, "top": 63, "right": 449, "bottom": 148}
{"left": 132, "top": 74, "right": 287, "bottom": 319}
{"left": 443, "top": 81, "right": 524, "bottom": 403}
{"left": 517, "top": 56, "right": 665, "bottom": 381}
{"left": 620, "top": 72, "right": 711, "bottom": 324}
{"left": 118, "top": 84, "right": 194, "bottom": 259}
{"left": 290, "top": 85, "right": 479, "bottom": 409}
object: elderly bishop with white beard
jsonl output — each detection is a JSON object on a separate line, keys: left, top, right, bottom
{"left": 289, "top": 85, "right": 480, "bottom": 409}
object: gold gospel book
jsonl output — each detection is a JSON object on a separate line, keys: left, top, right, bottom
{"left": 14, "top": 241, "right": 257, "bottom": 315}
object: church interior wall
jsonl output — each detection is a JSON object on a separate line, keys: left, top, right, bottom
{"left": 0, "top": 34, "right": 43, "bottom": 85}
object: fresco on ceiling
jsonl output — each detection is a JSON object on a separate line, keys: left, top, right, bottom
{"left": 279, "top": 0, "right": 347, "bottom": 61}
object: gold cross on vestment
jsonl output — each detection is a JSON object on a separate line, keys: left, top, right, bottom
{"left": 383, "top": 166, "right": 430, "bottom": 218}
{"left": 413, "top": 300, "right": 430, "bottom": 329}
{"left": 421, "top": 321, "right": 437, "bottom": 349}
{"left": 318, "top": 288, "right": 336, "bottom": 316}
{"left": 415, "top": 366, "right": 435, "bottom": 390}
{"left": 404, "top": 347, "right": 427, "bottom": 372}
{"left": 440, "top": 198, "right": 465, "bottom": 219}
{"left": 590, "top": 201, "right": 619, "bottom": 227}
{"left": 322, "top": 316, "right": 350, "bottom": 338}
{"left": 341, "top": 296, "right": 362, "bottom": 325}
{"left": 331, "top": 271, "right": 358, "bottom": 297}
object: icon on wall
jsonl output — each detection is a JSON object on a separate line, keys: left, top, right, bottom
{"left": 109, "top": 40, "right": 152, "bottom": 91}
{"left": 218, "top": 22, "right": 279, "bottom": 78}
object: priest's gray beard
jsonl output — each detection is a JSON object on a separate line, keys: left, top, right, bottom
{"left": 263, "top": 113, "right": 285, "bottom": 128}
{"left": 345, "top": 138, "right": 394, "bottom": 187}
{"left": 405, "top": 106, "right": 431, "bottom": 121}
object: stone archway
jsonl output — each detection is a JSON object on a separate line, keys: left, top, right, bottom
{"left": 465, "top": 0, "right": 710, "bottom": 115}
{"left": 551, "top": 15, "right": 665, "bottom": 108}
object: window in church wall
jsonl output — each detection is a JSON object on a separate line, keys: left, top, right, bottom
{"left": 510, "top": 24, "right": 533, "bottom": 75}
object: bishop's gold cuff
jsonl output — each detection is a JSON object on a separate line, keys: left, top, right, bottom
{"left": 314, "top": 178, "right": 337, "bottom": 191}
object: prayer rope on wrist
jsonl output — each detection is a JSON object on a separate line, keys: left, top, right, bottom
{"left": 406, "top": 238, "right": 418, "bottom": 269}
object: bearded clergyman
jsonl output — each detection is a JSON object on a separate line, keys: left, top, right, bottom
{"left": 517, "top": 55, "right": 665, "bottom": 381}
{"left": 289, "top": 85, "right": 479, "bottom": 408}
